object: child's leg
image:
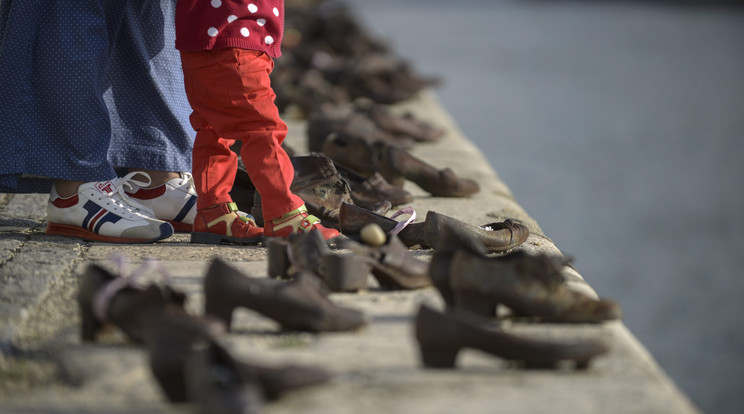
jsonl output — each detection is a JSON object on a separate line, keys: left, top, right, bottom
{"left": 180, "top": 48, "right": 338, "bottom": 239}
{"left": 191, "top": 117, "right": 238, "bottom": 211}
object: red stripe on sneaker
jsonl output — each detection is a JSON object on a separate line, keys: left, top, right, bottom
{"left": 51, "top": 194, "right": 79, "bottom": 208}
{"left": 87, "top": 209, "right": 107, "bottom": 232}
{"left": 128, "top": 185, "right": 167, "bottom": 200}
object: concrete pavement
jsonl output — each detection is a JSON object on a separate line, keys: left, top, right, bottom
{"left": 0, "top": 91, "right": 699, "bottom": 413}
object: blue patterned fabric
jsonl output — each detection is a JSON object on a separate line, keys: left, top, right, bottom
{"left": 0, "top": 0, "right": 194, "bottom": 193}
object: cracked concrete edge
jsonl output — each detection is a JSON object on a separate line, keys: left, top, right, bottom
{"left": 0, "top": 201, "right": 87, "bottom": 354}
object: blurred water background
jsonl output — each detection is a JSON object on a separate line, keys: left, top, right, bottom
{"left": 344, "top": 1, "right": 744, "bottom": 413}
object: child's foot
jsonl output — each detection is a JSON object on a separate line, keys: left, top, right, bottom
{"left": 125, "top": 172, "right": 198, "bottom": 232}
{"left": 191, "top": 202, "right": 263, "bottom": 245}
{"left": 264, "top": 205, "right": 340, "bottom": 240}
{"left": 46, "top": 175, "right": 174, "bottom": 243}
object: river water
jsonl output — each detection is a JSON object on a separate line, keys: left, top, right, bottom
{"left": 344, "top": 1, "right": 744, "bottom": 412}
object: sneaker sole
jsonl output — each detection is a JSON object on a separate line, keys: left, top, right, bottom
{"left": 190, "top": 231, "right": 262, "bottom": 245}
{"left": 46, "top": 222, "right": 173, "bottom": 243}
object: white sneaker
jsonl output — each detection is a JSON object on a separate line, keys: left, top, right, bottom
{"left": 124, "top": 172, "right": 198, "bottom": 232}
{"left": 46, "top": 173, "right": 174, "bottom": 243}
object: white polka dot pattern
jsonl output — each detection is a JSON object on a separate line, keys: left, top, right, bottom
{"left": 175, "top": 0, "right": 284, "bottom": 58}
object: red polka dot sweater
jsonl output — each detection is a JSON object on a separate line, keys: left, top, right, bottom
{"left": 175, "top": 0, "right": 284, "bottom": 58}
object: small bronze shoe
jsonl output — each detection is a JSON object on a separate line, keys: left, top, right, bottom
{"left": 375, "top": 142, "right": 479, "bottom": 197}
{"left": 339, "top": 202, "right": 529, "bottom": 252}
{"left": 289, "top": 154, "right": 354, "bottom": 223}
{"left": 78, "top": 263, "right": 187, "bottom": 344}
{"left": 274, "top": 229, "right": 369, "bottom": 292}
{"left": 184, "top": 339, "right": 264, "bottom": 414}
{"left": 423, "top": 211, "right": 529, "bottom": 253}
{"left": 415, "top": 304, "right": 609, "bottom": 369}
{"left": 204, "top": 258, "right": 367, "bottom": 332}
{"left": 335, "top": 163, "right": 414, "bottom": 207}
{"left": 449, "top": 249, "right": 623, "bottom": 323}
{"left": 344, "top": 236, "right": 431, "bottom": 290}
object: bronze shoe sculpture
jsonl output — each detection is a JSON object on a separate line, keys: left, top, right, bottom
{"left": 335, "top": 163, "right": 414, "bottom": 208}
{"left": 148, "top": 310, "right": 227, "bottom": 403}
{"left": 352, "top": 98, "right": 445, "bottom": 144}
{"left": 321, "top": 132, "right": 479, "bottom": 198}
{"left": 289, "top": 154, "right": 353, "bottom": 223}
{"left": 339, "top": 202, "right": 528, "bottom": 252}
{"left": 268, "top": 229, "right": 370, "bottom": 292}
{"left": 374, "top": 141, "right": 479, "bottom": 197}
{"left": 415, "top": 304, "right": 609, "bottom": 369}
{"left": 449, "top": 249, "right": 623, "bottom": 323}
{"left": 250, "top": 154, "right": 352, "bottom": 226}
{"left": 235, "top": 358, "right": 334, "bottom": 402}
{"left": 307, "top": 104, "right": 414, "bottom": 153}
{"left": 344, "top": 235, "right": 432, "bottom": 290}
{"left": 184, "top": 339, "right": 263, "bottom": 414}
{"left": 77, "top": 262, "right": 187, "bottom": 344}
{"left": 204, "top": 258, "right": 367, "bottom": 332}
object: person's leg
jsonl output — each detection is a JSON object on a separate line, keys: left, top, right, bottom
{"left": 0, "top": 0, "right": 118, "bottom": 191}
{"left": 106, "top": 0, "right": 194, "bottom": 175}
{"left": 101, "top": 0, "right": 198, "bottom": 231}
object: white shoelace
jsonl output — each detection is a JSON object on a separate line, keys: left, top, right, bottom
{"left": 177, "top": 171, "right": 195, "bottom": 189}
{"left": 108, "top": 172, "right": 156, "bottom": 218}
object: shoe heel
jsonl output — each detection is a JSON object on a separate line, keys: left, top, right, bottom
{"left": 319, "top": 254, "right": 369, "bottom": 292}
{"left": 190, "top": 231, "right": 225, "bottom": 245}
{"left": 204, "top": 300, "right": 235, "bottom": 331}
{"left": 266, "top": 238, "right": 291, "bottom": 279}
{"left": 80, "top": 303, "right": 102, "bottom": 342}
{"left": 419, "top": 345, "right": 459, "bottom": 369}
{"left": 454, "top": 292, "right": 497, "bottom": 318}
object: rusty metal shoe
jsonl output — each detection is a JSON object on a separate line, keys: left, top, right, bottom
{"left": 203, "top": 258, "right": 367, "bottom": 332}
{"left": 344, "top": 236, "right": 431, "bottom": 290}
{"left": 338, "top": 202, "right": 424, "bottom": 247}
{"left": 184, "top": 339, "right": 264, "bottom": 414}
{"left": 307, "top": 104, "right": 413, "bottom": 153}
{"left": 320, "top": 131, "right": 380, "bottom": 178}
{"left": 77, "top": 262, "right": 188, "bottom": 344}
{"left": 339, "top": 202, "right": 528, "bottom": 252}
{"left": 376, "top": 142, "right": 480, "bottom": 196}
{"left": 289, "top": 155, "right": 353, "bottom": 223}
{"left": 335, "top": 163, "right": 414, "bottom": 208}
{"left": 449, "top": 249, "right": 623, "bottom": 323}
{"left": 353, "top": 99, "right": 445, "bottom": 143}
{"left": 423, "top": 211, "right": 529, "bottom": 253}
{"left": 148, "top": 311, "right": 227, "bottom": 403}
{"left": 415, "top": 304, "right": 609, "bottom": 369}
{"left": 268, "top": 229, "right": 369, "bottom": 292}
{"left": 236, "top": 359, "right": 333, "bottom": 402}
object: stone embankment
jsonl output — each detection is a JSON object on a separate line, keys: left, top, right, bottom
{"left": 0, "top": 90, "right": 699, "bottom": 413}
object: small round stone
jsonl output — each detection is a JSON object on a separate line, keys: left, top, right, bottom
{"left": 360, "top": 223, "right": 386, "bottom": 247}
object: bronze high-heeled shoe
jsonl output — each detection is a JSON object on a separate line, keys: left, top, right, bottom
{"left": 449, "top": 249, "right": 623, "bottom": 323}
{"left": 344, "top": 236, "right": 431, "bottom": 290}
{"left": 339, "top": 202, "right": 529, "bottom": 252}
{"left": 415, "top": 304, "right": 609, "bottom": 369}
{"left": 77, "top": 262, "right": 187, "bottom": 343}
{"left": 203, "top": 258, "right": 367, "bottom": 332}
{"left": 268, "top": 230, "right": 370, "bottom": 292}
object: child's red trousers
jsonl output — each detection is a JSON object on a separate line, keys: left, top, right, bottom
{"left": 179, "top": 48, "right": 303, "bottom": 221}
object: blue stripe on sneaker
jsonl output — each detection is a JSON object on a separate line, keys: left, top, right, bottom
{"left": 173, "top": 194, "right": 197, "bottom": 223}
{"left": 93, "top": 212, "right": 122, "bottom": 234}
{"left": 81, "top": 200, "right": 102, "bottom": 229}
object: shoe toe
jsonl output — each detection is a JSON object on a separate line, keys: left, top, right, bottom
{"left": 120, "top": 220, "right": 174, "bottom": 241}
